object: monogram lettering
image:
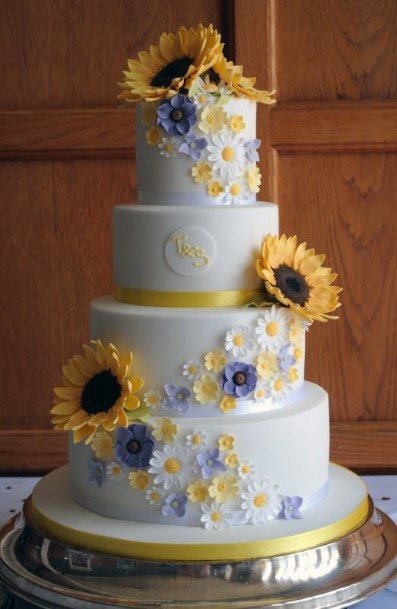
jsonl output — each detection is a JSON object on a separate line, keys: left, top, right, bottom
{"left": 171, "top": 235, "right": 210, "bottom": 267}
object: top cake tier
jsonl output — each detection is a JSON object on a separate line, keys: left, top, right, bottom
{"left": 136, "top": 95, "right": 260, "bottom": 206}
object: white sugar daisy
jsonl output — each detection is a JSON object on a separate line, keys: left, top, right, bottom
{"left": 238, "top": 460, "right": 255, "bottom": 480}
{"left": 159, "top": 136, "right": 178, "bottom": 158}
{"left": 241, "top": 479, "right": 281, "bottom": 524}
{"left": 106, "top": 461, "right": 124, "bottom": 481}
{"left": 146, "top": 487, "right": 165, "bottom": 506}
{"left": 225, "top": 325, "right": 254, "bottom": 358}
{"left": 149, "top": 444, "right": 194, "bottom": 490}
{"left": 254, "top": 384, "right": 268, "bottom": 403}
{"left": 269, "top": 375, "right": 293, "bottom": 402}
{"left": 255, "top": 306, "right": 289, "bottom": 351}
{"left": 222, "top": 181, "right": 250, "bottom": 205}
{"left": 200, "top": 502, "right": 232, "bottom": 531}
{"left": 186, "top": 429, "right": 207, "bottom": 451}
{"left": 144, "top": 390, "right": 162, "bottom": 409}
{"left": 182, "top": 360, "right": 202, "bottom": 381}
{"left": 207, "top": 132, "right": 245, "bottom": 181}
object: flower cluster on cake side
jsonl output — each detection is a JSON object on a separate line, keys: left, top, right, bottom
{"left": 118, "top": 24, "right": 276, "bottom": 204}
{"left": 51, "top": 235, "right": 341, "bottom": 529}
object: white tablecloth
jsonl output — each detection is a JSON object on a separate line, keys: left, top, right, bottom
{"left": 1, "top": 474, "right": 396, "bottom": 607}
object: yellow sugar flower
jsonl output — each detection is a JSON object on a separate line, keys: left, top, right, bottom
{"left": 204, "top": 350, "right": 227, "bottom": 372}
{"left": 219, "top": 395, "right": 237, "bottom": 413}
{"left": 140, "top": 101, "right": 158, "bottom": 125}
{"left": 198, "top": 104, "right": 227, "bottom": 134}
{"left": 129, "top": 470, "right": 150, "bottom": 491}
{"left": 118, "top": 24, "right": 223, "bottom": 103}
{"left": 257, "top": 234, "right": 342, "bottom": 323}
{"left": 51, "top": 340, "right": 144, "bottom": 444}
{"left": 209, "top": 474, "right": 239, "bottom": 503}
{"left": 230, "top": 114, "right": 245, "bottom": 133}
{"left": 246, "top": 165, "right": 262, "bottom": 193}
{"left": 146, "top": 125, "right": 162, "bottom": 146}
{"left": 187, "top": 480, "right": 209, "bottom": 504}
{"left": 289, "top": 318, "right": 305, "bottom": 344}
{"left": 191, "top": 161, "right": 212, "bottom": 184}
{"left": 151, "top": 417, "right": 179, "bottom": 444}
{"left": 218, "top": 434, "right": 235, "bottom": 451}
{"left": 207, "top": 180, "right": 223, "bottom": 197}
{"left": 294, "top": 346, "right": 303, "bottom": 361}
{"left": 91, "top": 431, "right": 114, "bottom": 460}
{"left": 288, "top": 367, "right": 299, "bottom": 382}
{"left": 210, "top": 54, "right": 276, "bottom": 104}
{"left": 193, "top": 375, "right": 220, "bottom": 405}
{"left": 256, "top": 351, "right": 278, "bottom": 381}
{"left": 225, "top": 453, "right": 239, "bottom": 469}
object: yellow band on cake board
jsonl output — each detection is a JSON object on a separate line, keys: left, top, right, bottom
{"left": 31, "top": 495, "right": 370, "bottom": 562}
{"left": 115, "top": 286, "right": 264, "bottom": 308}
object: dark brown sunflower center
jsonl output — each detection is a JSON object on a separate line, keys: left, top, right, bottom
{"left": 127, "top": 440, "right": 141, "bottom": 454}
{"left": 233, "top": 372, "right": 246, "bottom": 386}
{"left": 273, "top": 264, "right": 309, "bottom": 305}
{"left": 151, "top": 56, "right": 194, "bottom": 88}
{"left": 205, "top": 67, "right": 221, "bottom": 85}
{"left": 81, "top": 370, "right": 122, "bottom": 416}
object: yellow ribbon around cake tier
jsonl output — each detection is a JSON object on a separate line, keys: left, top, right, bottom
{"left": 31, "top": 496, "right": 370, "bottom": 562}
{"left": 115, "top": 286, "right": 264, "bottom": 308}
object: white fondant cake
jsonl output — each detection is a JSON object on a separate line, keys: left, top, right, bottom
{"left": 49, "top": 24, "right": 347, "bottom": 555}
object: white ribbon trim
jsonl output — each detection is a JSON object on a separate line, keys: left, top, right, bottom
{"left": 137, "top": 190, "right": 257, "bottom": 206}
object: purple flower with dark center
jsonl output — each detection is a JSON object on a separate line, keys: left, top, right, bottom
{"left": 157, "top": 94, "right": 197, "bottom": 136}
{"left": 162, "top": 493, "right": 188, "bottom": 518}
{"left": 179, "top": 132, "right": 207, "bottom": 160}
{"left": 114, "top": 424, "right": 154, "bottom": 469}
{"left": 163, "top": 384, "right": 191, "bottom": 413}
{"left": 278, "top": 344, "right": 296, "bottom": 373}
{"left": 279, "top": 496, "right": 303, "bottom": 519}
{"left": 88, "top": 459, "right": 105, "bottom": 488}
{"left": 221, "top": 362, "right": 257, "bottom": 398}
{"left": 245, "top": 139, "right": 261, "bottom": 162}
{"left": 196, "top": 448, "right": 226, "bottom": 480}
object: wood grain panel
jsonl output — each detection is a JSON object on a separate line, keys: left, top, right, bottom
{"left": 275, "top": 0, "right": 397, "bottom": 101}
{"left": 1, "top": 422, "right": 395, "bottom": 474}
{"left": 0, "top": 0, "right": 225, "bottom": 109}
{"left": 277, "top": 153, "right": 397, "bottom": 422}
{"left": 0, "top": 160, "right": 135, "bottom": 429}
{"left": 0, "top": 109, "right": 135, "bottom": 160}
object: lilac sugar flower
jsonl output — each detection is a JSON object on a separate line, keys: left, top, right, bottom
{"left": 278, "top": 344, "right": 296, "bottom": 373}
{"left": 87, "top": 459, "right": 105, "bottom": 488}
{"left": 279, "top": 496, "right": 303, "bottom": 520}
{"left": 163, "top": 384, "right": 191, "bottom": 414}
{"left": 157, "top": 94, "right": 197, "bottom": 136}
{"left": 221, "top": 362, "right": 257, "bottom": 398}
{"left": 179, "top": 132, "right": 207, "bottom": 160}
{"left": 245, "top": 139, "right": 261, "bottom": 162}
{"left": 162, "top": 493, "right": 188, "bottom": 518}
{"left": 196, "top": 448, "right": 226, "bottom": 480}
{"left": 114, "top": 424, "right": 154, "bottom": 469}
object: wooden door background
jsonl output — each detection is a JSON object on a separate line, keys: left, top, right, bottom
{"left": 0, "top": 0, "right": 396, "bottom": 473}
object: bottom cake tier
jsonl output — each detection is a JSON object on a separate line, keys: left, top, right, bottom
{"left": 32, "top": 464, "right": 368, "bottom": 561}
{"left": 69, "top": 382, "right": 330, "bottom": 526}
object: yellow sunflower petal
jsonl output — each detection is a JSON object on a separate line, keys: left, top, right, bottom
{"left": 53, "top": 386, "right": 82, "bottom": 400}
{"left": 50, "top": 400, "right": 80, "bottom": 416}
{"left": 124, "top": 394, "right": 141, "bottom": 411}
{"left": 63, "top": 410, "right": 89, "bottom": 431}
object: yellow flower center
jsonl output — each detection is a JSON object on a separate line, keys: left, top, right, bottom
{"left": 150, "top": 491, "right": 160, "bottom": 501}
{"left": 256, "top": 389, "right": 265, "bottom": 399}
{"left": 195, "top": 487, "right": 207, "bottom": 502}
{"left": 241, "top": 464, "right": 251, "bottom": 474}
{"left": 211, "top": 511, "right": 222, "bottom": 522}
{"left": 164, "top": 458, "right": 181, "bottom": 473}
{"left": 162, "top": 424, "right": 173, "bottom": 436}
{"left": 202, "top": 384, "right": 211, "bottom": 394}
{"left": 266, "top": 321, "right": 278, "bottom": 337}
{"left": 230, "top": 183, "right": 241, "bottom": 196}
{"left": 192, "top": 434, "right": 202, "bottom": 446}
{"left": 221, "top": 146, "right": 235, "bottom": 162}
{"left": 289, "top": 367, "right": 299, "bottom": 382}
{"left": 218, "top": 482, "right": 227, "bottom": 492}
{"left": 253, "top": 493, "right": 267, "bottom": 508}
{"left": 148, "top": 395, "right": 158, "bottom": 405}
{"left": 294, "top": 347, "right": 303, "bottom": 361}
{"left": 206, "top": 113, "right": 215, "bottom": 124}
{"left": 198, "top": 94, "right": 206, "bottom": 104}
{"left": 164, "top": 143, "right": 173, "bottom": 153}
{"left": 274, "top": 378, "right": 283, "bottom": 392}
{"left": 233, "top": 334, "right": 244, "bottom": 346}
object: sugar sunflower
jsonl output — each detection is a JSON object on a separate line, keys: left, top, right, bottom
{"left": 118, "top": 24, "right": 223, "bottom": 103}
{"left": 256, "top": 234, "right": 342, "bottom": 323}
{"left": 209, "top": 54, "right": 276, "bottom": 104}
{"left": 51, "top": 341, "right": 145, "bottom": 444}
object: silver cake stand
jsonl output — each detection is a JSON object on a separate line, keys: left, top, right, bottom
{"left": 0, "top": 496, "right": 396, "bottom": 609}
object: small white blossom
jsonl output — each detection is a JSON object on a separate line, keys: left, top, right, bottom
{"left": 225, "top": 325, "right": 254, "bottom": 358}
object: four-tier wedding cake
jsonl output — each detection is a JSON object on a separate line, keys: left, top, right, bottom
{"left": 33, "top": 24, "right": 368, "bottom": 561}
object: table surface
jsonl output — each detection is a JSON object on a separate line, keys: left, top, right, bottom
{"left": 0, "top": 474, "right": 396, "bottom": 608}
